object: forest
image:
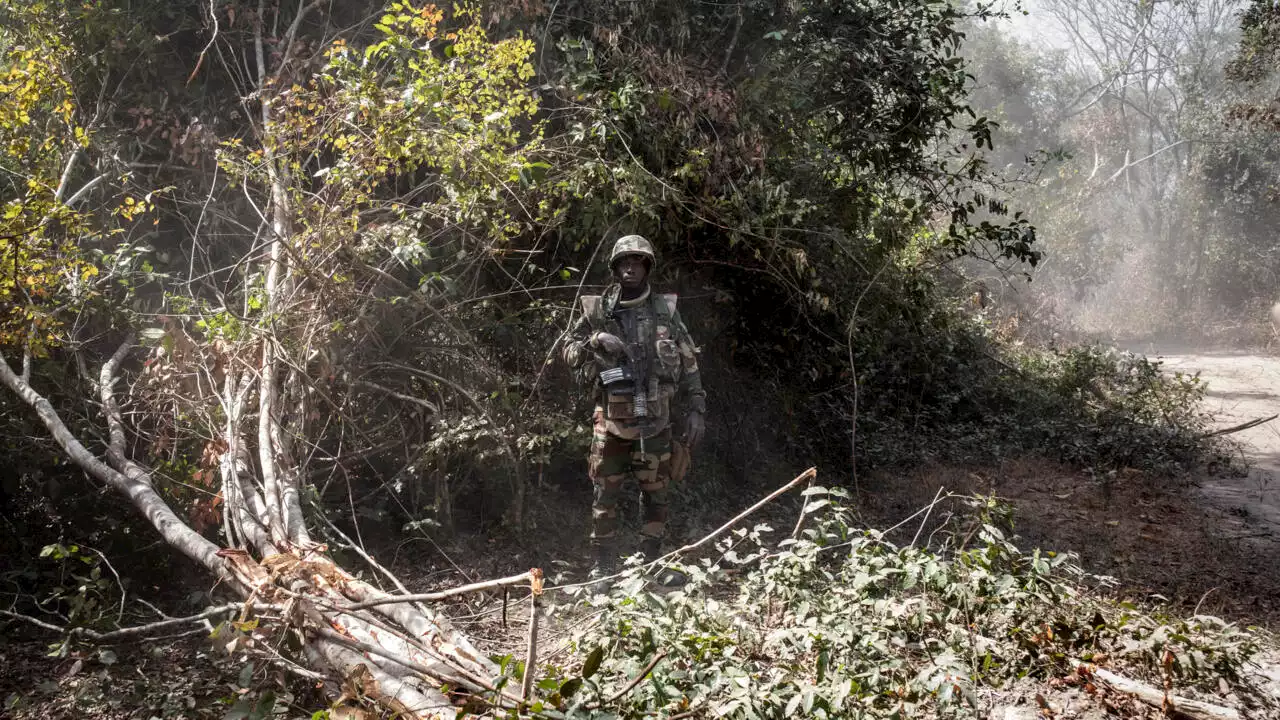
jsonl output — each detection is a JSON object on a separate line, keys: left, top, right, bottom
{"left": 1, "top": 0, "right": 1279, "bottom": 718}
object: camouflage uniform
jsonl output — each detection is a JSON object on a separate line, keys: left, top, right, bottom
{"left": 562, "top": 237, "right": 706, "bottom": 552}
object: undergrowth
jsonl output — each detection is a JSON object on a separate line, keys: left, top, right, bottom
{"left": 853, "top": 300, "right": 1225, "bottom": 478}
{"left": 517, "top": 489, "right": 1273, "bottom": 719}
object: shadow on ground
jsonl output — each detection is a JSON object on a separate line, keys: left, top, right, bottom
{"left": 864, "top": 457, "right": 1280, "bottom": 627}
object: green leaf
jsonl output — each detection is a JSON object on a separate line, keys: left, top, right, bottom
{"left": 559, "top": 677, "right": 583, "bottom": 698}
{"left": 581, "top": 646, "right": 603, "bottom": 679}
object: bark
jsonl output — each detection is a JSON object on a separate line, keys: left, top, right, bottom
{"left": 0, "top": 350, "right": 226, "bottom": 575}
{"left": 2, "top": 345, "right": 518, "bottom": 718}
{"left": 1076, "top": 661, "right": 1243, "bottom": 720}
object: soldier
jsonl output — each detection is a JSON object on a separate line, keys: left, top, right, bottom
{"left": 562, "top": 235, "right": 707, "bottom": 587}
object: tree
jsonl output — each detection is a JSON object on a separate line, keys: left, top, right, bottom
{"left": 0, "top": 0, "right": 1053, "bottom": 714}
{"left": 962, "top": 0, "right": 1274, "bottom": 336}
{"left": 0, "top": 2, "right": 548, "bottom": 715}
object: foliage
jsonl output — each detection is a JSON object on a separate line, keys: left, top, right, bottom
{"left": 0, "top": 10, "right": 94, "bottom": 353}
{"left": 0, "top": 0, "right": 1267, "bottom": 715}
{"left": 535, "top": 491, "right": 1270, "bottom": 718}
{"left": 960, "top": 0, "right": 1280, "bottom": 341}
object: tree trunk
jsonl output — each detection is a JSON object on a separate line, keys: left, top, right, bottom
{"left": 0, "top": 346, "right": 519, "bottom": 718}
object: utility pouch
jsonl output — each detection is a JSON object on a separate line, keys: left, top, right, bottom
{"left": 606, "top": 389, "right": 636, "bottom": 420}
{"left": 601, "top": 366, "right": 648, "bottom": 419}
{"left": 670, "top": 439, "right": 691, "bottom": 483}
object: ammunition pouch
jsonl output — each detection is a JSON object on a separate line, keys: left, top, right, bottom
{"left": 600, "top": 365, "right": 649, "bottom": 419}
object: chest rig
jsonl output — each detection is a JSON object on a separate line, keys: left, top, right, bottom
{"left": 580, "top": 289, "right": 681, "bottom": 439}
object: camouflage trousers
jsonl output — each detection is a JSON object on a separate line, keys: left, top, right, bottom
{"left": 587, "top": 415, "right": 672, "bottom": 545}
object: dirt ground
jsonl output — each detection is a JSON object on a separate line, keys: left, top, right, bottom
{"left": 7, "top": 347, "right": 1280, "bottom": 718}
{"left": 865, "top": 344, "right": 1280, "bottom": 627}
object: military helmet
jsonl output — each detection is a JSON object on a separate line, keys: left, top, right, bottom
{"left": 609, "top": 234, "right": 656, "bottom": 270}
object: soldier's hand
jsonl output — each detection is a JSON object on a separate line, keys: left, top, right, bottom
{"left": 684, "top": 410, "right": 705, "bottom": 448}
{"left": 591, "top": 332, "right": 628, "bottom": 358}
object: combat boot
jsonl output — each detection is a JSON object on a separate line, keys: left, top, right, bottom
{"left": 586, "top": 543, "right": 617, "bottom": 595}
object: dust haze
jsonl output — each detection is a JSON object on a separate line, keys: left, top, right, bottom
{"left": 965, "top": 0, "right": 1280, "bottom": 350}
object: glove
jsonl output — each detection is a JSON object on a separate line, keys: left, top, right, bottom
{"left": 591, "top": 331, "right": 628, "bottom": 358}
{"left": 683, "top": 410, "right": 705, "bottom": 448}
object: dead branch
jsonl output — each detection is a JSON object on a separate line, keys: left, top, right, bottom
{"left": 555, "top": 467, "right": 819, "bottom": 593}
{"left": 520, "top": 570, "right": 543, "bottom": 702}
{"left": 659, "top": 467, "right": 818, "bottom": 561}
{"left": 1199, "top": 414, "right": 1279, "bottom": 439}
{"left": 339, "top": 571, "right": 538, "bottom": 612}
{"left": 187, "top": 0, "right": 220, "bottom": 85}
{"left": 1104, "top": 139, "right": 1188, "bottom": 184}
{"left": 353, "top": 379, "right": 439, "bottom": 414}
{"left": 1077, "top": 661, "right": 1242, "bottom": 720}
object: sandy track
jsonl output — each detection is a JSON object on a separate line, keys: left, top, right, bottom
{"left": 1149, "top": 348, "right": 1280, "bottom": 533}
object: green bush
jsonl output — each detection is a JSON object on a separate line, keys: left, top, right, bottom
{"left": 527, "top": 489, "right": 1270, "bottom": 719}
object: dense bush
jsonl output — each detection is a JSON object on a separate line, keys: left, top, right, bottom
{"left": 523, "top": 490, "right": 1272, "bottom": 718}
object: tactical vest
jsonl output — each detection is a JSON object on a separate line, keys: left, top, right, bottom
{"left": 580, "top": 291, "right": 683, "bottom": 439}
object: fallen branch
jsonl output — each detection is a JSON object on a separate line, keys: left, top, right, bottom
{"left": 338, "top": 571, "right": 537, "bottom": 612}
{"left": 1198, "top": 414, "right": 1279, "bottom": 439}
{"left": 0, "top": 603, "right": 260, "bottom": 643}
{"left": 1077, "top": 661, "right": 1241, "bottom": 720}
{"left": 553, "top": 467, "right": 819, "bottom": 593}
{"left": 660, "top": 467, "right": 817, "bottom": 560}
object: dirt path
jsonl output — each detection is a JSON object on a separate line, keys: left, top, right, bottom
{"left": 1150, "top": 347, "right": 1280, "bottom": 535}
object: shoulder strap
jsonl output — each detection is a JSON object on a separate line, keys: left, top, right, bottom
{"left": 655, "top": 293, "right": 678, "bottom": 320}
{"left": 580, "top": 295, "right": 605, "bottom": 330}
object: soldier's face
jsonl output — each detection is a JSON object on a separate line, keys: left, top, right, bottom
{"left": 614, "top": 254, "right": 649, "bottom": 290}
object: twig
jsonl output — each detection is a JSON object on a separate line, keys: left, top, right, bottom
{"left": 353, "top": 379, "right": 439, "bottom": 414}
{"left": 313, "top": 506, "right": 414, "bottom": 600}
{"left": 598, "top": 650, "right": 669, "bottom": 706}
{"left": 553, "top": 467, "right": 818, "bottom": 592}
{"left": 910, "top": 486, "right": 945, "bottom": 548}
{"left": 1192, "top": 587, "right": 1220, "bottom": 616}
{"left": 1199, "top": 414, "right": 1278, "bottom": 439}
{"left": 187, "top": 0, "right": 221, "bottom": 85}
{"left": 521, "top": 569, "right": 544, "bottom": 702}
{"left": 0, "top": 603, "right": 254, "bottom": 642}
{"left": 790, "top": 473, "right": 817, "bottom": 540}
{"left": 81, "top": 546, "right": 127, "bottom": 625}
{"left": 339, "top": 571, "right": 537, "bottom": 611}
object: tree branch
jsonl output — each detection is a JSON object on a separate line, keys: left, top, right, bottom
{"left": 0, "top": 350, "right": 227, "bottom": 576}
{"left": 0, "top": 603, "right": 260, "bottom": 643}
{"left": 353, "top": 379, "right": 439, "bottom": 414}
{"left": 339, "top": 571, "right": 538, "bottom": 611}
